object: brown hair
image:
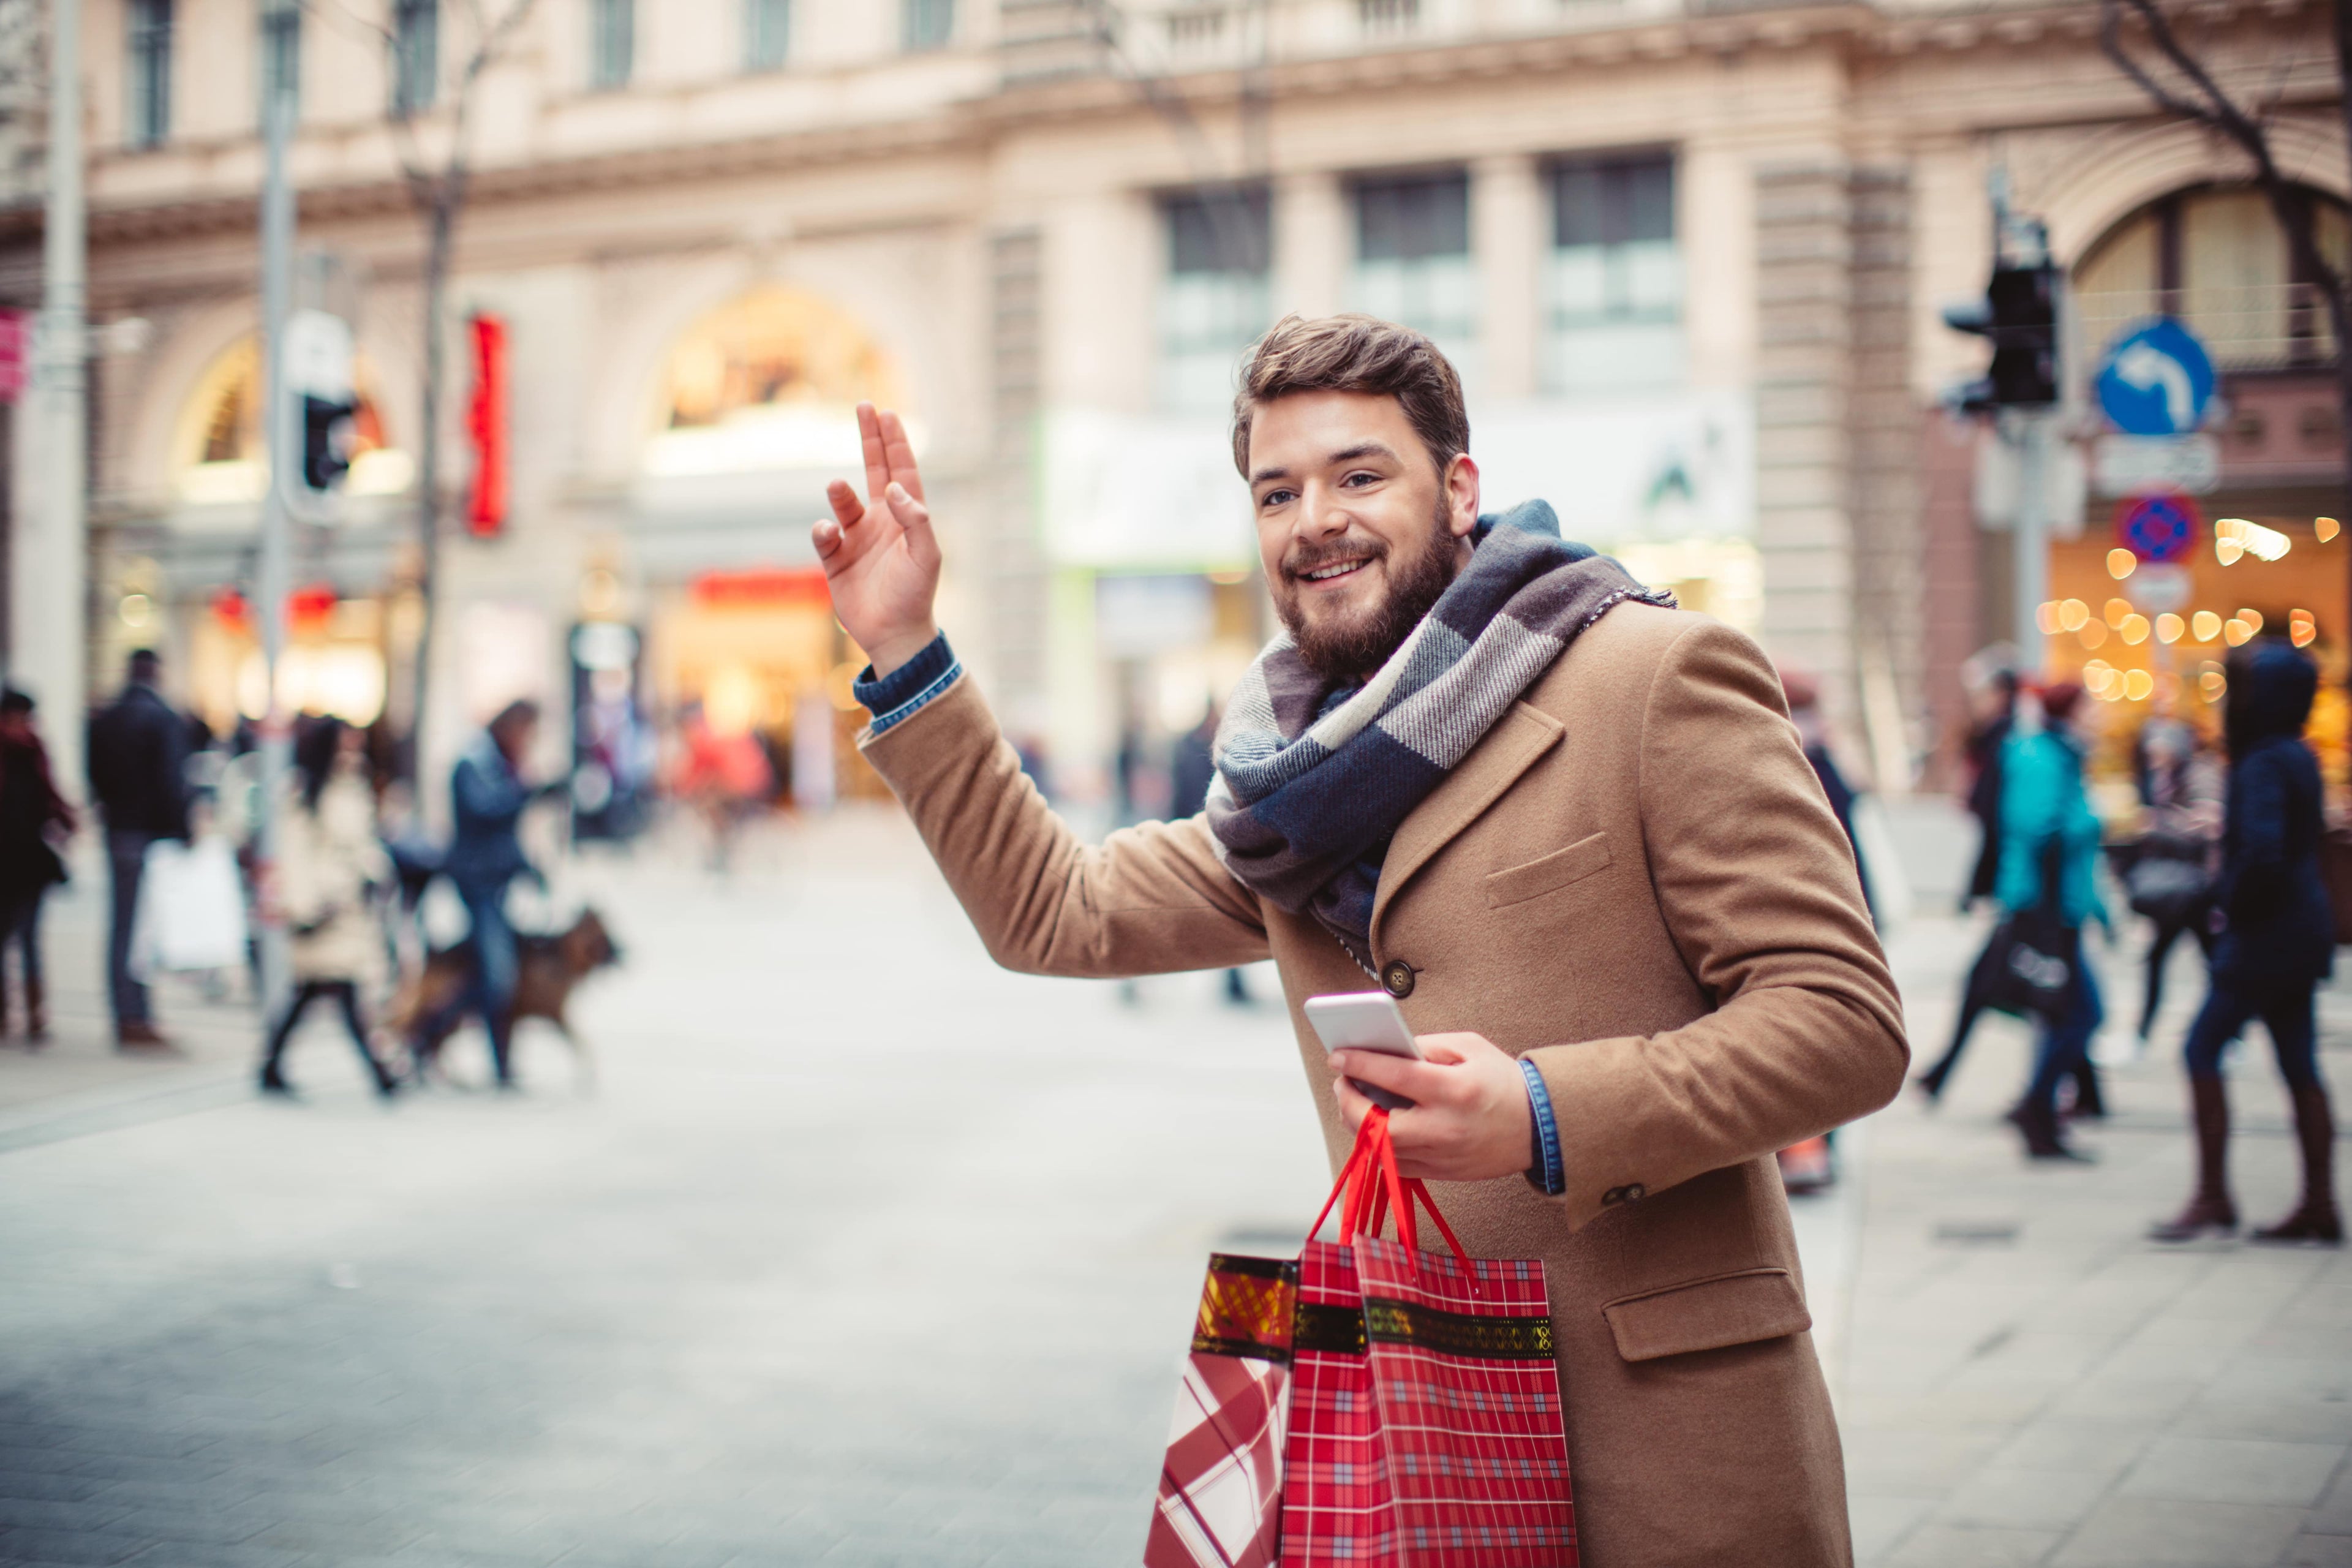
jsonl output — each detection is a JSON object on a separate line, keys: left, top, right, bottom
{"left": 1230, "top": 314, "right": 1469, "bottom": 480}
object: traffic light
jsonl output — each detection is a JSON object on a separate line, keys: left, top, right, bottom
{"left": 1942, "top": 262, "right": 2059, "bottom": 411}
{"left": 301, "top": 393, "right": 358, "bottom": 492}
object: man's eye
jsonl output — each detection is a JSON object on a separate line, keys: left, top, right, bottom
{"left": 1259, "top": 488, "right": 1295, "bottom": 508}
{"left": 1341, "top": 470, "right": 1379, "bottom": 488}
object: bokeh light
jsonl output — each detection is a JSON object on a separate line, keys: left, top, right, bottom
{"left": 2192, "top": 610, "right": 2223, "bottom": 642}
{"left": 2123, "top": 669, "right": 2154, "bottom": 701}
{"left": 2120, "top": 614, "right": 2150, "bottom": 644}
{"left": 2059, "top": 598, "right": 2090, "bottom": 632}
{"left": 2103, "top": 598, "right": 2132, "bottom": 628}
{"left": 2225, "top": 618, "right": 2254, "bottom": 646}
{"left": 2155, "top": 612, "right": 2184, "bottom": 643}
{"left": 2106, "top": 549, "right": 2137, "bottom": 579}
{"left": 2078, "top": 620, "right": 2109, "bottom": 650}
{"left": 2319, "top": 516, "right": 2341, "bottom": 543}
{"left": 2291, "top": 608, "right": 2318, "bottom": 648}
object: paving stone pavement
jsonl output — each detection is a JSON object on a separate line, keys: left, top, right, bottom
{"left": 0, "top": 807, "right": 2348, "bottom": 1567}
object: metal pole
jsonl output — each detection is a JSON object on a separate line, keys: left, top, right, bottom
{"left": 2014, "top": 410, "right": 2050, "bottom": 677}
{"left": 22, "top": 0, "right": 86, "bottom": 785}
{"left": 252, "top": 86, "right": 295, "bottom": 1028}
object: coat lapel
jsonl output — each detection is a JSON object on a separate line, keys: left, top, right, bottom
{"left": 1370, "top": 701, "right": 1565, "bottom": 946}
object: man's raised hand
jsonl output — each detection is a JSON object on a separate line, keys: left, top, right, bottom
{"left": 812, "top": 403, "right": 940, "bottom": 679}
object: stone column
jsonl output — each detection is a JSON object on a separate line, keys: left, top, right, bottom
{"left": 1472, "top": 154, "right": 1544, "bottom": 402}
{"left": 1273, "top": 170, "right": 1346, "bottom": 320}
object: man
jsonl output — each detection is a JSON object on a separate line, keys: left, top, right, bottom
{"left": 443, "top": 699, "right": 545, "bottom": 1087}
{"left": 815, "top": 315, "right": 1907, "bottom": 1564}
{"left": 86, "top": 649, "right": 192, "bottom": 1048}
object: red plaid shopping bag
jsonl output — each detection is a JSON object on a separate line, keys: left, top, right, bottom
{"left": 1149, "top": 1109, "right": 1576, "bottom": 1567}
{"left": 1145, "top": 1254, "right": 1297, "bottom": 1568}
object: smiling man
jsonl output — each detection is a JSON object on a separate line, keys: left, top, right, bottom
{"left": 815, "top": 314, "right": 1906, "bottom": 1566}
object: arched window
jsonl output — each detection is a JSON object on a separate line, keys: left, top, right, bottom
{"left": 643, "top": 285, "right": 907, "bottom": 475}
{"left": 2074, "top": 185, "right": 2351, "bottom": 371}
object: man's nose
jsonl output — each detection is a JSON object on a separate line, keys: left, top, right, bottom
{"left": 1295, "top": 483, "right": 1354, "bottom": 539}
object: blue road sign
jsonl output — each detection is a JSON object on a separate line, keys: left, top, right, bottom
{"left": 2115, "top": 492, "right": 2201, "bottom": 564}
{"left": 2095, "top": 319, "right": 2217, "bottom": 437}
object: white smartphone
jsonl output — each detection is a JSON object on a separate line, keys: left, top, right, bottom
{"left": 1303, "top": 992, "right": 1424, "bottom": 1110}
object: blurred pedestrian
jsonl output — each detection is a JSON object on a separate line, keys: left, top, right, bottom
{"left": 1996, "top": 682, "right": 2109, "bottom": 1160}
{"left": 1781, "top": 669, "right": 1872, "bottom": 922}
{"left": 260, "top": 717, "right": 399, "bottom": 1099}
{"left": 85, "top": 649, "right": 192, "bottom": 1049}
{"left": 0, "top": 688, "right": 75, "bottom": 1042}
{"left": 443, "top": 700, "right": 547, "bottom": 1088}
{"left": 2120, "top": 717, "right": 2222, "bottom": 1040}
{"left": 671, "top": 701, "right": 772, "bottom": 873}
{"left": 1962, "top": 666, "right": 2020, "bottom": 910}
{"left": 1170, "top": 706, "right": 1251, "bottom": 1005}
{"left": 2151, "top": 641, "right": 2337, "bottom": 1243}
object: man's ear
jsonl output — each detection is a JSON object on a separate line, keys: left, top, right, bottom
{"left": 1443, "top": 453, "right": 1481, "bottom": 538}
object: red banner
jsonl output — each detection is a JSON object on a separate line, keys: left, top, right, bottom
{"left": 466, "top": 314, "right": 509, "bottom": 537}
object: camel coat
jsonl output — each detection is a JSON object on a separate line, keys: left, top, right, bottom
{"left": 861, "top": 604, "right": 1908, "bottom": 1567}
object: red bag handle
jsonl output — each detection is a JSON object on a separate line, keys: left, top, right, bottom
{"left": 1307, "top": 1108, "right": 1477, "bottom": 1291}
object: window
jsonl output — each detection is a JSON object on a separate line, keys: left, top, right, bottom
{"left": 589, "top": 0, "right": 634, "bottom": 89}
{"left": 125, "top": 0, "right": 173, "bottom": 148}
{"left": 903, "top": 0, "right": 954, "bottom": 52}
{"left": 391, "top": 0, "right": 437, "bottom": 114}
{"left": 259, "top": 0, "right": 301, "bottom": 121}
{"left": 2074, "top": 186, "right": 2352, "bottom": 372}
{"left": 1360, "top": 0, "right": 1419, "bottom": 34}
{"left": 747, "top": 0, "right": 791, "bottom": 70}
{"left": 1545, "top": 152, "right": 1680, "bottom": 396}
{"left": 1348, "top": 172, "right": 1476, "bottom": 380}
{"left": 1159, "top": 186, "right": 1272, "bottom": 413}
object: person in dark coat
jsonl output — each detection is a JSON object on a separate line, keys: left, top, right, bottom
{"left": 443, "top": 700, "right": 546, "bottom": 1087}
{"left": 0, "top": 688, "right": 75, "bottom": 1041}
{"left": 85, "top": 649, "right": 191, "bottom": 1048}
{"left": 1964, "top": 668, "right": 2020, "bottom": 909}
{"left": 2152, "top": 639, "right": 2338, "bottom": 1243}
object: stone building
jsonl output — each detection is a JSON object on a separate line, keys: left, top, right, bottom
{"left": 1, "top": 0, "right": 2341, "bottom": 812}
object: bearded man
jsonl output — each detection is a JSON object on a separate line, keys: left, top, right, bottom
{"left": 814, "top": 314, "right": 1906, "bottom": 1566}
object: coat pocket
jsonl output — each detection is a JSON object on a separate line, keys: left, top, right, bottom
{"left": 1485, "top": 831, "right": 1613, "bottom": 909}
{"left": 1600, "top": 1267, "right": 1812, "bottom": 1363}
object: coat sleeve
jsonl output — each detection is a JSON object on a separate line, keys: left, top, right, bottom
{"left": 1522, "top": 620, "right": 1909, "bottom": 1231}
{"left": 2225, "top": 748, "right": 2292, "bottom": 921}
{"left": 859, "top": 671, "right": 1270, "bottom": 978}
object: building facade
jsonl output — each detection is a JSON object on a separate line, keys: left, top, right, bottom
{"left": 1, "top": 0, "right": 2342, "bottom": 811}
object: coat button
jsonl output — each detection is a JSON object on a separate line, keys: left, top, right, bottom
{"left": 1602, "top": 1183, "right": 1647, "bottom": 1207}
{"left": 1381, "top": 960, "right": 1415, "bottom": 998}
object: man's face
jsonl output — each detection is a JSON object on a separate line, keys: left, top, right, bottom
{"left": 1246, "top": 391, "right": 1479, "bottom": 683}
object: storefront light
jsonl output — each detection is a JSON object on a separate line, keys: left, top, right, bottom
{"left": 2225, "top": 618, "right": 2254, "bottom": 646}
{"left": 2200, "top": 669, "right": 2227, "bottom": 701}
{"left": 2120, "top": 614, "right": 2150, "bottom": 645}
{"left": 2036, "top": 601, "right": 2063, "bottom": 635}
{"left": 2319, "top": 517, "right": 2342, "bottom": 543}
{"left": 2082, "top": 660, "right": 2116, "bottom": 699}
{"left": 2124, "top": 669, "right": 2155, "bottom": 701}
{"left": 2156, "top": 612, "right": 2185, "bottom": 644}
{"left": 2106, "top": 548, "right": 2137, "bottom": 580}
{"left": 2058, "top": 598, "right": 2090, "bottom": 632}
{"left": 2192, "top": 610, "right": 2223, "bottom": 643}
{"left": 2104, "top": 597, "right": 2133, "bottom": 628}
{"left": 118, "top": 593, "right": 151, "bottom": 630}
{"left": 2291, "top": 609, "right": 2318, "bottom": 648}
{"left": 2215, "top": 518, "right": 2290, "bottom": 562}
{"left": 2078, "top": 620, "right": 2109, "bottom": 650}
{"left": 2239, "top": 607, "right": 2265, "bottom": 633}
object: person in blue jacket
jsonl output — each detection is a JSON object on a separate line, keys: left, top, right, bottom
{"left": 444, "top": 700, "right": 548, "bottom": 1087}
{"left": 2152, "top": 640, "right": 2337, "bottom": 1243}
{"left": 1998, "top": 682, "right": 2111, "bottom": 1161}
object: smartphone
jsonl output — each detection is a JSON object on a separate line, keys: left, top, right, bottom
{"left": 1303, "top": 992, "right": 1424, "bottom": 1111}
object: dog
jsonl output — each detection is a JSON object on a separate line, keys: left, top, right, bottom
{"left": 388, "top": 907, "right": 622, "bottom": 1087}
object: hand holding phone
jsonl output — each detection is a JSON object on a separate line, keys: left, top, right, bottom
{"left": 1303, "top": 992, "right": 1424, "bottom": 1110}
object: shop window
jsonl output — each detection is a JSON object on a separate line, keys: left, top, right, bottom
{"left": 747, "top": 0, "right": 791, "bottom": 70}
{"left": 126, "top": 0, "right": 173, "bottom": 148}
{"left": 589, "top": 0, "right": 634, "bottom": 89}
{"left": 259, "top": 0, "right": 301, "bottom": 121}
{"left": 1546, "top": 151, "right": 1681, "bottom": 397}
{"left": 1160, "top": 185, "right": 1271, "bottom": 414}
{"left": 647, "top": 287, "right": 906, "bottom": 475}
{"left": 904, "top": 0, "right": 954, "bottom": 52}
{"left": 391, "top": 0, "right": 437, "bottom": 113}
{"left": 1348, "top": 171, "right": 1476, "bottom": 382}
{"left": 2074, "top": 186, "right": 2352, "bottom": 372}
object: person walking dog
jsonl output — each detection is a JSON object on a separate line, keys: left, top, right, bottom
{"left": 2152, "top": 639, "right": 2338, "bottom": 1243}
{"left": 813, "top": 315, "right": 1907, "bottom": 1566}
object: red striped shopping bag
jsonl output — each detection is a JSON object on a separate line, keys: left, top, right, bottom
{"left": 1148, "top": 1108, "right": 1576, "bottom": 1567}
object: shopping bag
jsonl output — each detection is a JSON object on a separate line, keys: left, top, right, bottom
{"left": 130, "top": 837, "right": 250, "bottom": 975}
{"left": 1148, "top": 1108, "right": 1577, "bottom": 1567}
{"left": 1144, "top": 1254, "right": 1297, "bottom": 1568}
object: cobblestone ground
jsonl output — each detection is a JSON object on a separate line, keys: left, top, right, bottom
{"left": 0, "top": 805, "right": 2348, "bottom": 1567}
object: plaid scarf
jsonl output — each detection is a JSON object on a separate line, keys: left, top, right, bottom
{"left": 1205, "top": 500, "right": 1673, "bottom": 971}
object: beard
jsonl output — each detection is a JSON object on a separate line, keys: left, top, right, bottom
{"left": 1273, "top": 498, "right": 1463, "bottom": 685}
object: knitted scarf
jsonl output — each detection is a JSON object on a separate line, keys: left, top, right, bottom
{"left": 1205, "top": 500, "right": 1673, "bottom": 970}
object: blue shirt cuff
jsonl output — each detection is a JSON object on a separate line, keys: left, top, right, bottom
{"left": 1518, "top": 1057, "right": 1567, "bottom": 1197}
{"left": 851, "top": 633, "right": 960, "bottom": 739}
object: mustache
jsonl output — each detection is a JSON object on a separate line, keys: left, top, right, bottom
{"left": 1281, "top": 537, "right": 1388, "bottom": 580}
